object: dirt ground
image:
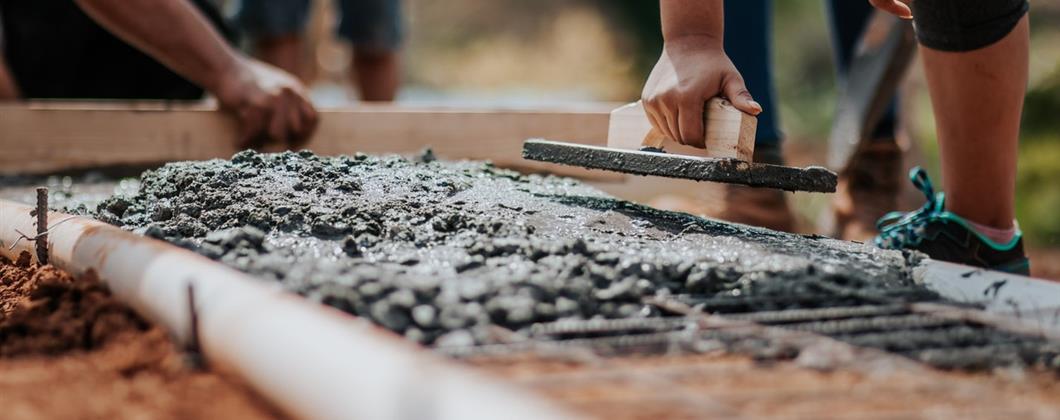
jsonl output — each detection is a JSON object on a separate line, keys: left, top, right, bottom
{"left": 473, "top": 351, "right": 1060, "bottom": 419}
{"left": 1029, "top": 248, "right": 1060, "bottom": 281}
{"left": 0, "top": 252, "right": 284, "bottom": 420}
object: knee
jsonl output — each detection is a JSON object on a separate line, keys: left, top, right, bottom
{"left": 911, "top": 0, "right": 1028, "bottom": 52}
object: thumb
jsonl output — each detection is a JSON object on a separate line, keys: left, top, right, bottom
{"left": 721, "top": 76, "right": 762, "bottom": 116}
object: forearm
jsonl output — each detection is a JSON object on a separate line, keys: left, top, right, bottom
{"left": 0, "top": 53, "right": 19, "bottom": 100}
{"left": 659, "top": 0, "right": 724, "bottom": 45}
{"left": 74, "top": 0, "right": 244, "bottom": 98}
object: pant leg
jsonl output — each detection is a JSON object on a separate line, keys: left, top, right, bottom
{"left": 723, "top": 0, "right": 781, "bottom": 156}
{"left": 335, "top": 0, "right": 404, "bottom": 51}
{"left": 237, "top": 0, "right": 312, "bottom": 39}
{"left": 826, "top": 0, "right": 899, "bottom": 141}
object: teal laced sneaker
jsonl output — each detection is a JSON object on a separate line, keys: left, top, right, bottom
{"left": 874, "top": 167, "right": 1030, "bottom": 275}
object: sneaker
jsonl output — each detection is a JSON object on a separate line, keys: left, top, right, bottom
{"left": 874, "top": 167, "right": 1030, "bottom": 275}
{"left": 831, "top": 140, "right": 903, "bottom": 242}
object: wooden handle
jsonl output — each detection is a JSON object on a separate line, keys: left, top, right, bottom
{"left": 608, "top": 98, "right": 756, "bottom": 161}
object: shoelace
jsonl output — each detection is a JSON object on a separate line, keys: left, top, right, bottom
{"left": 874, "top": 167, "right": 945, "bottom": 249}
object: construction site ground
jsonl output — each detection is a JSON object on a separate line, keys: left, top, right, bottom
{"left": 471, "top": 352, "right": 1060, "bottom": 419}
{"left": 0, "top": 253, "right": 283, "bottom": 420}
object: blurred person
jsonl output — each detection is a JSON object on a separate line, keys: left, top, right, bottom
{"left": 0, "top": 0, "right": 318, "bottom": 148}
{"left": 643, "top": 0, "right": 1030, "bottom": 274}
{"left": 238, "top": 0, "right": 403, "bottom": 101}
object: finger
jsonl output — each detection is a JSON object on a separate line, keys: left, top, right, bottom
{"left": 299, "top": 95, "right": 319, "bottom": 137}
{"left": 284, "top": 94, "right": 304, "bottom": 141}
{"left": 290, "top": 93, "right": 319, "bottom": 148}
{"left": 721, "top": 75, "right": 762, "bottom": 116}
{"left": 643, "top": 99, "right": 670, "bottom": 144}
{"left": 267, "top": 98, "right": 289, "bottom": 148}
{"left": 652, "top": 97, "right": 680, "bottom": 145}
{"left": 677, "top": 99, "right": 706, "bottom": 148}
{"left": 868, "top": 0, "right": 913, "bottom": 19}
{"left": 238, "top": 107, "right": 268, "bottom": 150}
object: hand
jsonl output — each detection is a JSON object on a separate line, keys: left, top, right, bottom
{"left": 868, "top": 0, "right": 913, "bottom": 19}
{"left": 215, "top": 59, "right": 319, "bottom": 149}
{"left": 641, "top": 36, "right": 761, "bottom": 148}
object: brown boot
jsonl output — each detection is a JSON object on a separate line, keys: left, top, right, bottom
{"left": 831, "top": 140, "right": 903, "bottom": 241}
{"left": 715, "top": 183, "right": 796, "bottom": 232}
{"left": 649, "top": 148, "right": 796, "bottom": 233}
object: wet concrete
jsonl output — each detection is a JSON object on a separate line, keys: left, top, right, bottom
{"left": 523, "top": 139, "right": 838, "bottom": 193}
{"left": 92, "top": 150, "right": 913, "bottom": 346}
{"left": 0, "top": 172, "right": 138, "bottom": 212}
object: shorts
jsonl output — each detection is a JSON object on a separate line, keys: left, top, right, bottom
{"left": 0, "top": 0, "right": 232, "bottom": 100}
{"left": 238, "top": 0, "right": 403, "bottom": 51}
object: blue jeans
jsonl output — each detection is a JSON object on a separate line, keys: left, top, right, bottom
{"left": 239, "top": 0, "right": 403, "bottom": 50}
{"left": 723, "top": 0, "right": 899, "bottom": 151}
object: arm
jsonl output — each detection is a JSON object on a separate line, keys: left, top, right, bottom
{"left": 642, "top": 0, "right": 759, "bottom": 147}
{"left": 0, "top": 53, "right": 19, "bottom": 100}
{"left": 74, "top": 0, "right": 318, "bottom": 148}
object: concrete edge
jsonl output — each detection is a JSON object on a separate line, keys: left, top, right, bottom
{"left": 914, "top": 259, "right": 1060, "bottom": 338}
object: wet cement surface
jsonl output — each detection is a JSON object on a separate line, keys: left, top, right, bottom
{"left": 91, "top": 150, "right": 916, "bottom": 346}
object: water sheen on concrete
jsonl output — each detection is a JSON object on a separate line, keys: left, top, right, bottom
{"left": 96, "top": 150, "right": 918, "bottom": 346}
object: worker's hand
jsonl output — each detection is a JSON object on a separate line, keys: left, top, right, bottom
{"left": 868, "top": 0, "right": 913, "bottom": 19}
{"left": 215, "top": 59, "right": 319, "bottom": 150}
{"left": 642, "top": 36, "right": 761, "bottom": 148}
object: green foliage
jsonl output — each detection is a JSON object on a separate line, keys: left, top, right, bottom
{"left": 1016, "top": 139, "right": 1060, "bottom": 246}
{"left": 1023, "top": 65, "right": 1060, "bottom": 141}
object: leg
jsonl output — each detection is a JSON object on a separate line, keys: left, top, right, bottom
{"left": 723, "top": 0, "right": 780, "bottom": 162}
{"left": 238, "top": 0, "right": 312, "bottom": 80}
{"left": 713, "top": 0, "right": 794, "bottom": 231}
{"left": 353, "top": 48, "right": 400, "bottom": 101}
{"left": 918, "top": 13, "right": 1027, "bottom": 229}
{"left": 256, "top": 35, "right": 306, "bottom": 80}
{"left": 826, "top": 0, "right": 898, "bottom": 141}
{"left": 337, "top": 0, "right": 404, "bottom": 101}
{"left": 825, "top": 0, "right": 904, "bottom": 240}
{"left": 875, "top": 0, "right": 1030, "bottom": 274}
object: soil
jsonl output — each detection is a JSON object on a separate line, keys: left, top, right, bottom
{"left": 0, "top": 252, "right": 283, "bottom": 420}
{"left": 90, "top": 150, "right": 922, "bottom": 348}
{"left": 471, "top": 351, "right": 1060, "bottom": 419}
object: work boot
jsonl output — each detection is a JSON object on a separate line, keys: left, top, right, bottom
{"left": 646, "top": 147, "right": 796, "bottom": 233}
{"left": 875, "top": 167, "right": 1030, "bottom": 275}
{"left": 831, "top": 139, "right": 903, "bottom": 241}
{"left": 714, "top": 147, "right": 796, "bottom": 233}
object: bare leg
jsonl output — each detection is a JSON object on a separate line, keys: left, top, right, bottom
{"left": 920, "top": 16, "right": 1028, "bottom": 229}
{"left": 352, "top": 48, "right": 399, "bottom": 101}
{"left": 256, "top": 34, "right": 306, "bottom": 81}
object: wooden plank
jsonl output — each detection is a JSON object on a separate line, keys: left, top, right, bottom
{"left": 606, "top": 98, "right": 756, "bottom": 161}
{"left": 0, "top": 101, "right": 620, "bottom": 180}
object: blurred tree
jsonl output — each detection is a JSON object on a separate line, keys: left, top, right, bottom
{"left": 595, "top": 1, "right": 663, "bottom": 82}
{"left": 1022, "top": 64, "right": 1060, "bottom": 141}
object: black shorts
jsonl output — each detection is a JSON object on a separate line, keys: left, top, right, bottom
{"left": 912, "top": 0, "right": 1029, "bottom": 52}
{"left": 0, "top": 0, "right": 235, "bottom": 100}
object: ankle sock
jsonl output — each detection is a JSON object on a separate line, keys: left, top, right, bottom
{"left": 966, "top": 219, "right": 1020, "bottom": 244}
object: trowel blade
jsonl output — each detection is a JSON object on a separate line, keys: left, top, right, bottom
{"left": 522, "top": 139, "right": 837, "bottom": 193}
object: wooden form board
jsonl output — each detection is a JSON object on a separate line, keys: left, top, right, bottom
{"left": 0, "top": 101, "right": 620, "bottom": 180}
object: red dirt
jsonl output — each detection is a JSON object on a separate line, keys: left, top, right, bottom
{"left": 0, "top": 252, "right": 284, "bottom": 420}
{"left": 472, "top": 351, "right": 1060, "bottom": 419}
